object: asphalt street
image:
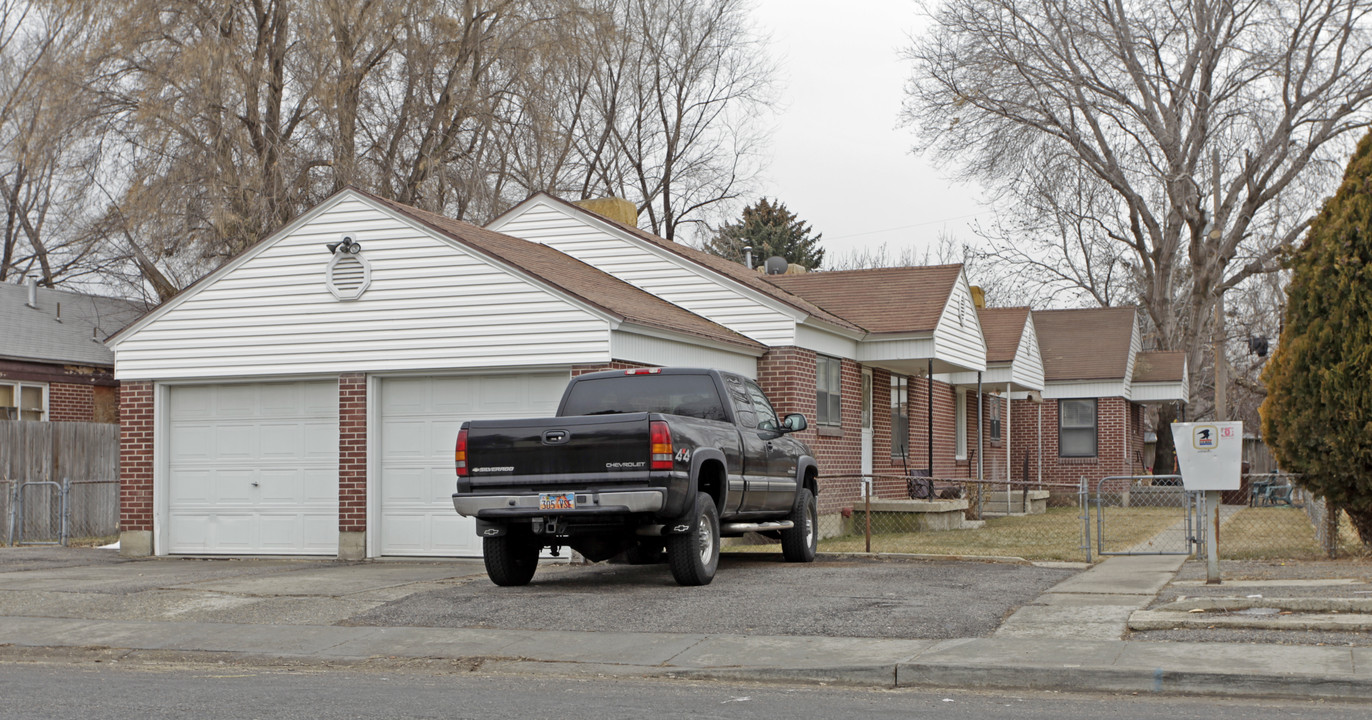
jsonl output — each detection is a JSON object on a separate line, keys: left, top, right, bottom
{"left": 345, "top": 553, "right": 1078, "bottom": 639}
{"left": 1, "top": 660, "right": 1364, "bottom": 720}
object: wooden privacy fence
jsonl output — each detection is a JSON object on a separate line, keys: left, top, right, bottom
{"left": 1, "top": 421, "right": 120, "bottom": 545}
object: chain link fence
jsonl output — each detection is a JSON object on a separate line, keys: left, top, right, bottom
{"left": 793, "top": 472, "right": 1370, "bottom": 563}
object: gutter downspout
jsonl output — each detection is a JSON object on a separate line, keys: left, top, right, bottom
{"left": 927, "top": 359, "right": 934, "bottom": 477}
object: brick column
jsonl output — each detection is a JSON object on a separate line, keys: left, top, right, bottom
{"left": 118, "top": 381, "right": 155, "bottom": 556}
{"left": 338, "top": 373, "right": 367, "bottom": 560}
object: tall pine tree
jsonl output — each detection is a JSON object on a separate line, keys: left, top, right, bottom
{"left": 704, "top": 198, "right": 825, "bottom": 269}
{"left": 1261, "top": 129, "right": 1372, "bottom": 547}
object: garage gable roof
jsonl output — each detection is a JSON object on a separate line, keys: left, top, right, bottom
{"left": 494, "top": 193, "right": 860, "bottom": 333}
{"left": 362, "top": 191, "right": 763, "bottom": 352}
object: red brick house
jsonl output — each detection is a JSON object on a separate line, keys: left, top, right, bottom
{"left": 491, "top": 197, "right": 991, "bottom": 515}
{"left": 1018, "top": 308, "right": 1188, "bottom": 486}
{"left": 1, "top": 280, "right": 145, "bottom": 424}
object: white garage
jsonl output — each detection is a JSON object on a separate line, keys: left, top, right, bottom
{"left": 166, "top": 381, "right": 339, "bottom": 555}
{"left": 109, "top": 189, "right": 764, "bottom": 558}
{"left": 375, "top": 372, "right": 567, "bottom": 557}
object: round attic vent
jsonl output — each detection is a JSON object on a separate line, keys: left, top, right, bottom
{"left": 326, "top": 238, "right": 371, "bottom": 300}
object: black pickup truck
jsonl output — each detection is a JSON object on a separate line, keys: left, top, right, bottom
{"left": 452, "top": 368, "right": 819, "bottom": 586}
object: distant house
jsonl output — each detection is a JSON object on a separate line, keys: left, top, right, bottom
{"left": 1, "top": 280, "right": 145, "bottom": 423}
{"left": 1018, "top": 307, "right": 1188, "bottom": 485}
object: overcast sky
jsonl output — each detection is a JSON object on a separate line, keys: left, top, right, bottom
{"left": 749, "top": 0, "right": 989, "bottom": 265}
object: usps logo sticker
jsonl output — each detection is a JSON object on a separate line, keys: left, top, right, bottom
{"left": 1193, "top": 425, "right": 1219, "bottom": 450}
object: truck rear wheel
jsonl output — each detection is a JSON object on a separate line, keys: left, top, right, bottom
{"left": 483, "top": 530, "right": 540, "bottom": 586}
{"left": 667, "top": 493, "right": 719, "bottom": 586}
{"left": 780, "top": 488, "right": 818, "bottom": 563}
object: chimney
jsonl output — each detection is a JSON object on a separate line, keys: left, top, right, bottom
{"left": 970, "top": 285, "right": 986, "bottom": 309}
{"left": 573, "top": 197, "right": 639, "bottom": 228}
{"left": 25, "top": 277, "right": 37, "bottom": 309}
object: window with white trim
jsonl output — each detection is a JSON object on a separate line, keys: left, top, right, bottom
{"left": 890, "top": 375, "right": 909, "bottom": 459}
{"left": 816, "top": 355, "right": 842, "bottom": 426}
{"left": 0, "top": 381, "right": 46, "bottom": 421}
{"left": 990, "top": 396, "right": 1002, "bottom": 443}
{"left": 1059, "top": 398, "right": 1098, "bottom": 458}
{"left": 955, "top": 388, "right": 968, "bottom": 460}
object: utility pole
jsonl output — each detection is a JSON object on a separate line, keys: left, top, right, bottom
{"left": 1207, "top": 148, "right": 1224, "bottom": 585}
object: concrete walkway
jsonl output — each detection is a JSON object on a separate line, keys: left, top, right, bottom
{"left": 996, "top": 555, "right": 1187, "bottom": 640}
{"left": 1, "top": 552, "right": 1369, "bottom": 701}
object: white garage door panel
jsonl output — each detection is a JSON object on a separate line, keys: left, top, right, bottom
{"left": 378, "top": 372, "right": 567, "bottom": 557}
{"left": 168, "top": 381, "right": 339, "bottom": 555}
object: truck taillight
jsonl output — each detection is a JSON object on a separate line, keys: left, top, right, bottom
{"left": 454, "top": 428, "right": 469, "bottom": 477}
{"left": 650, "top": 420, "right": 673, "bottom": 470}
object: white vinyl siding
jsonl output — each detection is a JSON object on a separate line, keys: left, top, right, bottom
{"left": 376, "top": 373, "right": 566, "bottom": 557}
{"left": 931, "top": 275, "right": 988, "bottom": 374}
{"left": 1011, "top": 316, "right": 1046, "bottom": 391}
{"left": 610, "top": 331, "right": 758, "bottom": 377}
{"left": 491, "top": 200, "right": 799, "bottom": 346}
{"left": 1059, "top": 399, "right": 1098, "bottom": 458}
{"left": 1123, "top": 315, "right": 1142, "bottom": 399}
{"left": 1043, "top": 380, "right": 1129, "bottom": 400}
{"left": 113, "top": 196, "right": 613, "bottom": 380}
{"left": 166, "top": 381, "right": 339, "bottom": 555}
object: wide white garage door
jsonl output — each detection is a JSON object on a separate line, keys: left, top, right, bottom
{"left": 378, "top": 373, "right": 567, "bottom": 556}
{"left": 167, "top": 381, "right": 339, "bottom": 555}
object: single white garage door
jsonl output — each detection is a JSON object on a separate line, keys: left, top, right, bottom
{"left": 167, "top": 381, "right": 339, "bottom": 555}
{"left": 378, "top": 372, "right": 567, "bottom": 556}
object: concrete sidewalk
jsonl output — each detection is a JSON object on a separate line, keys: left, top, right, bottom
{"left": 1, "top": 551, "right": 1368, "bottom": 701}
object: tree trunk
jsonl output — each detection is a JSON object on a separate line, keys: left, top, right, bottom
{"left": 1154, "top": 403, "right": 1179, "bottom": 476}
{"left": 1345, "top": 505, "right": 1372, "bottom": 550}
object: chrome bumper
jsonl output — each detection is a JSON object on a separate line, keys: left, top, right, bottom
{"left": 452, "top": 489, "right": 665, "bottom": 517}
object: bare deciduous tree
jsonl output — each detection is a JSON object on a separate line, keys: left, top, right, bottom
{"left": 905, "top": 0, "right": 1372, "bottom": 416}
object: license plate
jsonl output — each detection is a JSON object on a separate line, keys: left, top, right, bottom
{"left": 539, "top": 492, "right": 576, "bottom": 510}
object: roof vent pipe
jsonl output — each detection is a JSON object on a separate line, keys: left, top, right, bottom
{"left": 743, "top": 246, "right": 753, "bottom": 270}
{"left": 25, "top": 277, "right": 37, "bottom": 309}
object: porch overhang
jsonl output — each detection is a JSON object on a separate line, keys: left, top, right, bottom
{"left": 857, "top": 334, "right": 987, "bottom": 377}
{"left": 1132, "top": 381, "right": 1188, "bottom": 404}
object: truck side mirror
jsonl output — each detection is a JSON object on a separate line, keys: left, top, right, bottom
{"left": 781, "top": 414, "right": 807, "bottom": 433}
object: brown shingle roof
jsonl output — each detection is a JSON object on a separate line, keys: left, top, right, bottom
{"left": 516, "top": 194, "right": 862, "bottom": 332}
{"left": 977, "top": 307, "right": 1030, "bottom": 364}
{"left": 765, "top": 266, "right": 963, "bottom": 335}
{"left": 1133, "top": 351, "right": 1185, "bottom": 383}
{"left": 363, "top": 191, "right": 764, "bottom": 352}
{"left": 1033, "top": 307, "right": 1137, "bottom": 381}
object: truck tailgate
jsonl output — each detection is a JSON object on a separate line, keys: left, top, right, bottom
{"left": 464, "top": 412, "right": 652, "bottom": 486}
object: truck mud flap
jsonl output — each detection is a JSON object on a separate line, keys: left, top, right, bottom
{"left": 475, "top": 519, "right": 507, "bottom": 538}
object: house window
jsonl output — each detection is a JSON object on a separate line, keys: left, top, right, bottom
{"left": 955, "top": 388, "right": 968, "bottom": 460}
{"left": 816, "top": 355, "right": 842, "bottom": 426}
{"left": 1059, "top": 398, "right": 1097, "bottom": 458}
{"left": 0, "top": 382, "right": 46, "bottom": 421}
{"left": 990, "top": 396, "right": 1002, "bottom": 443}
{"left": 890, "top": 375, "right": 909, "bottom": 459}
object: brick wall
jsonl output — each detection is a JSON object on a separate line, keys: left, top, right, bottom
{"left": 338, "top": 374, "right": 367, "bottom": 533}
{"left": 118, "top": 381, "right": 154, "bottom": 533}
{"left": 1009, "top": 396, "right": 1145, "bottom": 486}
{"left": 48, "top": 382, "right": 94, "bottom": 422}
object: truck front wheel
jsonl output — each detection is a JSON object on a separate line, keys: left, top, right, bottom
{"left": 780, "top": 488, "right": 818, "bottom": 562}
{"left": 667, "top": 493, "right": 720, "bottom": 586}
{"left": 483, "top": 530, "right": 540, "bottom": 586}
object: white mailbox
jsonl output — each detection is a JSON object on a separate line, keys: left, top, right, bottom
{"left": 1173, "top": 421, "right": 1243, "bottom": 491}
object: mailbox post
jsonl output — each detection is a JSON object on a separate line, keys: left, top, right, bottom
{"left": 1173, "top": 421, "right": 1243, "bottom": 584}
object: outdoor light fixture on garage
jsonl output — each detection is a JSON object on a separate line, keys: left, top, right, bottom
{"left": 325, "top": 234, "right": 371, "bottom": 300}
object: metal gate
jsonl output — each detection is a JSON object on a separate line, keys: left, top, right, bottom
{"left": 7, "top": 479, "right": 68, "bottom": 546}
{"left": 1090, "top": 475, "right": 1200, "bottom": 556}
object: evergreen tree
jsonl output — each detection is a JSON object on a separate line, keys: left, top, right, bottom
{"left": 704, "top": 198, "right": 825, "bottom": 270}
{"left": 1261, "top": 129, "right": 1372, "bottom": 547}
